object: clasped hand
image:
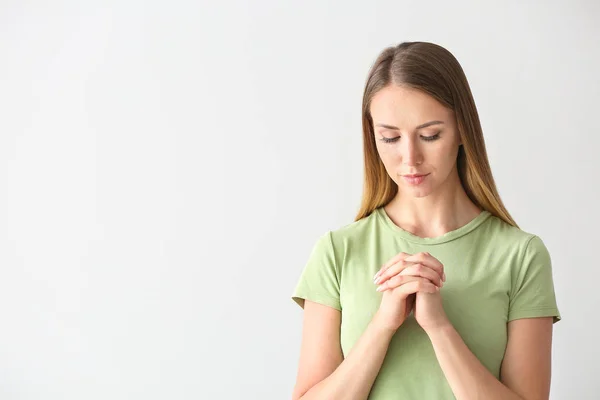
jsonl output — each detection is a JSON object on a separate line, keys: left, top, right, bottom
{"left": 373, "top": 252, "right": 450, "bottom": 333}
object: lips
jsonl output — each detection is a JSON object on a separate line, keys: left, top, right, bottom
{"left": 402, "top": 173, "right": 429, "bottom": 185}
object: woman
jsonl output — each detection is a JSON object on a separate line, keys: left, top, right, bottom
{"left": 291, "top": 41, "right": 561, "bottom": 400}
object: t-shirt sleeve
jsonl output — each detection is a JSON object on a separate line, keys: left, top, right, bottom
{"left": 291, "top": 231, "right": 341, "bottom": 311}
{"left": 508, "top": 235, "right": 561, "bottom": 323}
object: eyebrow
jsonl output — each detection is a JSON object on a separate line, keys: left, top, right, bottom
{"left": 375, "top": 120, "right": 445, "bottom": 130}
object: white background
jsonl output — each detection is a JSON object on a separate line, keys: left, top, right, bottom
{"left": 0, "top": 1, "right": 598, "bottom": 399}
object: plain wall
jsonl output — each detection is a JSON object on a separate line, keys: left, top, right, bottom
{"left": 0, "top": 0, "right": 598, "bottom": 398}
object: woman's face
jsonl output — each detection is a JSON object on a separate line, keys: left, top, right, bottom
{"left": 370, "top": 85, "right": 462, "bottom": 198}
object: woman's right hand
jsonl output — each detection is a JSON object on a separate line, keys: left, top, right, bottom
{"left": 373, "top": 252, "right": 443, "bottom": 332}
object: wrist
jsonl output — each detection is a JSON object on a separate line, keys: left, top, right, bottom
{"left": 371, "top": 311, "right": 401, "bottom": 337}
{"left": 424, "top": 321, "right": 454, "bottom": 338}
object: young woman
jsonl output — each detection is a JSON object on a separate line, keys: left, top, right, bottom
{"left": 291, "top": 41, "right": 561, "bottom": 400}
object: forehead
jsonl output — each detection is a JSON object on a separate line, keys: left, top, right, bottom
{"left": 370, "top": 85, "right": 450, "bottom": 124}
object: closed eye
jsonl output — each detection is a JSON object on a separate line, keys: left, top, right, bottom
{"left": 379, "top": 132, "right": 441, "bottom": 144}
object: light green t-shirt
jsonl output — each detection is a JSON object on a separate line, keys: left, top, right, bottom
{"left": 292, "top": 207, "right": 561, "bottom": 399}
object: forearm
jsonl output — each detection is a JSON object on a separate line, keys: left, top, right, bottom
{"left": 299, "top": 311, "right": 395, "bottom": 400}
{"left": 426, "top": 324, "right": 524, "bottom": 400}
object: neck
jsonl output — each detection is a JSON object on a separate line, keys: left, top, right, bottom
{"left": 384, "top": 167, "right": 482, "bottom": 238}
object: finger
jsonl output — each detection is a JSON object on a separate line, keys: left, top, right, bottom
{"left": 404, "top": 252, "right": 443, "bottom": 271}
{"left": 377, "top": 274, "right": 434, "bottom": 292}
{"left": 374, "top": 258, "right": 429, "bottom": 285}
{"left": 380, "top": 277, "right": 439, "bottom": 295}
{"left": 373, "top": 252, "right": 409, "bottom": 280}
{"left": 374, "top": 258, "right": 410, "bottom": 284}
{"left": 398, "top": 264, "right": 443, "bottom": 287}
{"left": 404, "top": 252, "right": 445, "bottom": 281}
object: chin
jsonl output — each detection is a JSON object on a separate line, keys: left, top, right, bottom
{"left": 396, "top": 183, "right": 434, "bottom": 198}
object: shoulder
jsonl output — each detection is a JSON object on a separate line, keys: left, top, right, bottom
{"left": 481, "top": 214, "right": 552, "bottom": 273}
{"left": 306, "top": 209, "right": 381, "bottom": 265}
{"left": 484, "top": 213, "right": 546, "bottom": 250}
{"left": 327, "top": 208, "right": 381, "bottom": 249}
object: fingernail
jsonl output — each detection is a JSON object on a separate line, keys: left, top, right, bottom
{"left": 376, "top": 285, "right": 385, "bottom": 292}
{"left": 374, "top": 276, "right": 382, "bottom": 284}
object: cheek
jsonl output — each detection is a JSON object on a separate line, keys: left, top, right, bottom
{"left": 376, "top": 149, "right": 398, "bottom": 178}
{"left": 429, "top": 141, "right": 458, "bottom": 161}
{"left": 429, "top": 148, "right": 460, "bottom": 176}
{"left": 376, "top": 146, "right": 398, "bottom": 168}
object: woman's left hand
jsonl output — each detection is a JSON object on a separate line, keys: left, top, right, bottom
{"left": 375, "top": 252, "right": 451, "bottom": 333}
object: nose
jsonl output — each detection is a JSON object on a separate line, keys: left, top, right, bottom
{"left": 402, "top": 136, "right": 423, "bottom": 166}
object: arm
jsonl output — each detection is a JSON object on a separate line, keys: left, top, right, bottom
{"left": 425, "top": 317, "right": 553, "bottom": 400}
{"left": 292, "top": 300, "right": 395, "bottom": 400}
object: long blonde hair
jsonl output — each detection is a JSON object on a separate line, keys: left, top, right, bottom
{"left": 355, "top": 41, "right": 517, "bottom": 228}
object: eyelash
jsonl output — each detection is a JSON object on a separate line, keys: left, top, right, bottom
{"left": 379, "top": 132, "right": 441, "bottom": 144}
